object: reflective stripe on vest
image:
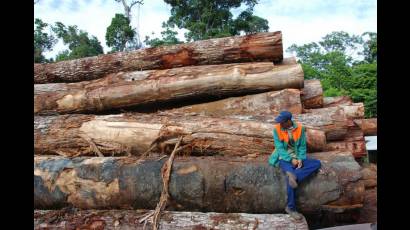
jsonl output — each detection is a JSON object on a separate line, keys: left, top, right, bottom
{"left": 275, "top": 122, "right": 303, "bottom": 143}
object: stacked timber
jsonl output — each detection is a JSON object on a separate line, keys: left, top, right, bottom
{"left": 33, "top": 31, "right": 375, "bottom": 229}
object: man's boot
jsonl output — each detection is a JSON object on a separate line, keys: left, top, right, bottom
{"left": 286, "top": 171, "right": 298, "bottom": 188}
{"left": 285, "top": 206, "right": 303, "bottom": 220}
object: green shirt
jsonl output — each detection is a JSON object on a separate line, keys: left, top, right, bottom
{"left": 268, "top": 121, "right": 307, "bottom": 167}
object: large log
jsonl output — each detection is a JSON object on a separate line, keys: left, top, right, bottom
{"left": 34, "top": 113, "right": 326, "bottom": 157}
{"left": 301, "top": 80, "right": 323, "bottom": 109}
{"left": 167, "top": 89, "right": 303, "bottom": 116}
{"left": 34, "top": 62, "right": 304, "bottom": 115}
{"left": 226, "top": 106, "right": 349, "bottom": 141}
{"left": 34, "top": 32, "right": 283, "bottom": 84}
{"left": 34, "top": 151, "right": 364, "bottom": 214}
{"left": 34, "top": 210, "right": 309, "bottom": 230}
{"left": 323, "top": 96, "right": 353, "bottom": 107}
{"left": 354, "top": 118, "right": 377, "bottom": 136}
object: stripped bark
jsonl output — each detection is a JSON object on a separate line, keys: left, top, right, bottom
{"left": 323, "top": 96, "right": 353, "bottom": 107}
{"left": 301, "top": 80, "right": 323, "bottom": 109}
{"left": 34, "top": 32, "right": 283, "bottom": 84}
{"left": 34, "top": 62, "right": 304, "bottom": 115}
{"left": 167, "top": 89, "right": 303, "bottom": 117}
{"left": 34, "top": 151, "right": 364, "bottom": 213}
{"left": 34, "top": 113, "right": 326, "bottom": 157}
{"left": 33, "top": 210, "right": 309, "bottom": 230}
{"left": 354, "top": 118, "right": 377, "bottom": 136}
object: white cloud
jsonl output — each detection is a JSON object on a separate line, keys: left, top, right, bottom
{"left": 34, "top": 0, "right": 376, "bottom": 59}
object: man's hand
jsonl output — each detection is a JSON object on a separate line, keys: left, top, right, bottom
{"left": 297, "top": 160, "right": 303, "bottom": 169}
{"left": 291, "top": 159, "right": 298, "bottom": 167}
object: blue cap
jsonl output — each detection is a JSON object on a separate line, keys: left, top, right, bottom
{"left": 274, "top": 111, "right": 292, "bottom": 123}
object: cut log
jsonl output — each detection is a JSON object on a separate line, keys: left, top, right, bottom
{"left": 357, "top": 188, "right": 377, "bottom": 224}
{"left": 324, "top": 140, "right": 367, "bottom": 158}
{"left": 305, "top": 103, "right": 364, "bottom": 120}
{"left": 323, "top": 96, "right": 353, "bottom": 107}
{"left": 227, "top": 106, "right": 349, "bottom": 141}
{"left": 360, "top": 163, "right": 377, "bottom": 189}
{"left": 34, "top": 62, "right": 304, "bottom": 115}
{"left": 301, "top": 80, "right": 323, "bottom": 109}
{"left": 34, "top": 151, "right": 364, "bottom": 214}
{"left": 34, "top": 210, "right": 309, "bottom": 230}
{"left": 167, "top": 89, "right": 303, "bottom": 116}
{"left": 34, "top": 113, "right": 326, "bottom": 157}
{"left": 34, "top": 32, "right": 283, "bottom": 84}
{"left": 278, "top": 56, "right": 297, "bottom": 65}
{"left": 339, "top": 103, "right": 365, "bottom": 119}
{"left": 354, "top": 118, "right": 377, "bottom": 136}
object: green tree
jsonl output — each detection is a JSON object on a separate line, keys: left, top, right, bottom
{"left": 361, "top": 32, "right": 377, "bottom": 63}
{"left": 287, "top": 31, "right": 377, "bottom": 118}
{"left": 164, "top": 0, "right": 267, "bottom": 41}
{"left": 34, "top": 18, "right": 56, "bottom": 63}
{"left": 52, "top": 22, "right": 104, "bottom": 61}
{"left": 144, "top": 23, "right": 182, "bottom": 48}
{"left": 106, "top": 14, "right": 136, "bottom": 52}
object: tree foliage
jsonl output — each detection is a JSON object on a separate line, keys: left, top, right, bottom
{"left": 52, "top": 22, "right": 104, "bottom": 61}
{"left": 145, "top": 0, "right": 269, "bottom": 47}
{"left": 34, "top": 18, "right": 56, "bottom": 63}
{"left": 106, "top": 14, "right": 135, "bottom": 52}
{"left": 288, "top": 31, "right": 377, "bottom": 118}
{"left": 144, "top": 23, "right": 182, "bottom": 48}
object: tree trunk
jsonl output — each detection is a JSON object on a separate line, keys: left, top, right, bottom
{"left": 301, "top": 80, "right": 323, "bottom": 109}
{"left": 34, "top": 32, "right": 283, "bottom": 84}
{"left": 34, "top": 113, "right": 326, "bottom": 157}
{"left": 34, "top": 210, "right": 308, "bottom": 230}
{"left": 34, "top": 151, "right": 364, "bottom": 214}
{"left": 167, "top": 89, "right": 303, "bottom": 117}
{"left": 323, "top": 96, "right": 353, "bottom": 107}
{"left": 354, "top": 118, "right": 377, "bottom": 136}
{"left": 34, "top": 62, "right": 304, "bottom": 115}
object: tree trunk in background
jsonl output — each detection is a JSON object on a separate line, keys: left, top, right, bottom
{"left": 301, "top": 80, "right": 323, "bottom": 109}
{"left": 167, "top": 89, "right": 303, "bottom": 116}
{"left": 34, "top": 62, "right": 304, "bottom": 115}
{"left": 34, "top": 152, "right": 364, "bottom": 214}
{"left": 34, "top": 113, "right": 326, "bottom": 157}
{"left": 34, "top": 32, "right": 283, "bottom": 83}
{"left": 354, "top": 118, "right": 377, "bottom": 136}
{"left": 323, "top": 96, "right": 353, "bottom": 107}
{"left": 34, "top": 210, "right": 309, "bottom": 230}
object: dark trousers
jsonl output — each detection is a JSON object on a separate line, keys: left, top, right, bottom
{"left": 279, "top": 158, "right": 321, "bottom": 211}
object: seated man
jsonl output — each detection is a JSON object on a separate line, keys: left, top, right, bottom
{"left": 268, "top": 111, "right": 321, "bottom": 220}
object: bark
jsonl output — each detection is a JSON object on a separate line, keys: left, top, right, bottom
{"left": 354, "top": 118, "right": 377, "bottom": 136}
{"left": 360, "top": 163, "right": 377, "bottom": 189}
{"left": 34, "top": 210, "right": 308, "bottom": 230}
{"left": 34, "top": 151, "right": 364, "bottom": 213}
{"left": 167, "top": 89, "right": 303, "bottom": 117}
{"left": 34, "top": 113, "right": 326, "bottom": 157}
{"left": 323, "top": 96, "right": 353, "bottom": 107}
{"left": 301, "top": 80, "right": 323, "bottom": 109}
{"left": 34, "top": 32, "right": 283, "bottom": 84}
{"left": 357, "top": 188, "right": 377, "bottom": 224}
{"left": 34, "top": 62, "right": 304, "bottom": 115}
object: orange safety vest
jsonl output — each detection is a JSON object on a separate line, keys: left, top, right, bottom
{"left": 274, "top": 122, "right": 303, "bottom": 143}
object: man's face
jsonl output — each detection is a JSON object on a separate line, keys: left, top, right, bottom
{"left": 280, "top": 119, "right": 292, "bottom": 129}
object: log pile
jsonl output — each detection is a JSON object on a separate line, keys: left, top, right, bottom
{"left": 33, "top": 32, "right": 376, "bottom": 228}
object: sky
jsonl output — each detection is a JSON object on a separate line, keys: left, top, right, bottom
{"left": 34, "top": 0, "right": 377, "bottom": 59}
